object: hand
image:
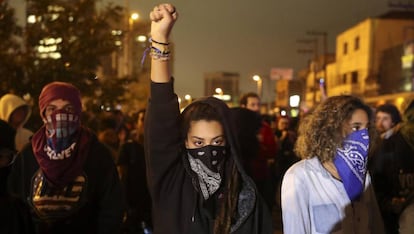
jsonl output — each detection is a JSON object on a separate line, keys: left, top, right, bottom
{"left": 150, "top": 3, "right": 178, "bottom": 43}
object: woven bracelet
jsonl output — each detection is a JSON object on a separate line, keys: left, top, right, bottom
{"left": 149, "top": 38, "right": 170, "bottom": 46}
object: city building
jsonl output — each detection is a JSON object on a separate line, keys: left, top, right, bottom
{"left": 299, "top": 10, "right": 414, "bottom": 111}
{"left": 204, "top": 71, "right": 240, "bottom": 106}
{"left": 325, "top": 10, "right": 414, "bottom": 110}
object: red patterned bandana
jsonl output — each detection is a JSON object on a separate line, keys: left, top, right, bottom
{"left": 32, "top": 126, "right": 92, "bottom": 188}
{"left": 44, "top": 109, "right": 80, "bottom": 153}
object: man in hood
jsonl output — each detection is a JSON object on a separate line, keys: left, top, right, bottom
{"left": 0, "top": 94, "right": 34, "bottom": 151}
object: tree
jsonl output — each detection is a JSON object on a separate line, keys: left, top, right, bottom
{"left": 24, "top": 0, "right": 124, "bottom": 97}
{"left": 0, "top": 1, "right": 24, "bottom": 96}
{"left": 19, "top": 0, "right": 126, "bottom": 129}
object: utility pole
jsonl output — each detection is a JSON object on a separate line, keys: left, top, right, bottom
{"left": 297, "top": 38, "right": 319, "bottom": 106}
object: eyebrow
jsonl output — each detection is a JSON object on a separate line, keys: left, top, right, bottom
{"left": 350, "top": 121, "right": 366, "bottom": 127}
{"left": 190, "top": 135, "right": 225, "bottom": 140}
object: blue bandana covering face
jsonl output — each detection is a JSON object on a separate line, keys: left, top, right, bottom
{"left": 333, "top": 128, "right": 369, "bottom": 201}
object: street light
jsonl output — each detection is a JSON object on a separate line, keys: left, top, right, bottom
{"left": 124, "top": 12, "right": 139, "bottom": 77}
{"left": 252, "top": 75, "right": 262, "bottom": 98}
{"left": 130, "top": 12, "right": 139, "bottom": 21}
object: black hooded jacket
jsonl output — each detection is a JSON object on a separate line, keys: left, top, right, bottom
{"left": 145, "top": 81, "right": 273, "bottom": 234}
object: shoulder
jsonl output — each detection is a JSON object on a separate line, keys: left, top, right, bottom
{"left": 285, "top": 157, "right": 321, "bottom": 175}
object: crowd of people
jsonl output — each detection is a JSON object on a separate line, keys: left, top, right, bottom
{"left": 0, "top": 3, "right": 413, "bottom": 234}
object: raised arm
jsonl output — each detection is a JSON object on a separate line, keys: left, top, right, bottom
{"left": 149, "top": 3, "right": 178, "bottom": 83}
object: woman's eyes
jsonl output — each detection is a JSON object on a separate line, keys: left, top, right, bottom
{"left": 352, "top": 126, "right": 361, "bottom": 131}
{"left": 193, "top": 141, "right": 204, "bottom": 147}
{"left": 212, "top": 139, "right": 224, "bottom": 145}
{"left": 193, "top": 139, "right": 224, "bottom": 147}
{"left": 351, "top": 125, "right": 368, "bottom": 132}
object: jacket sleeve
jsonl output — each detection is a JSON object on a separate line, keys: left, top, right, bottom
{"left": 144, "top": 80, "right": 181, "bottom": 201}
{"left": 281, "top": 167, "right": 311, "bottom": 234}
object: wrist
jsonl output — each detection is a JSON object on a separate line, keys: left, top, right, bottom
{"left": 150, "top": 34, "right": 169, "bottom": 44}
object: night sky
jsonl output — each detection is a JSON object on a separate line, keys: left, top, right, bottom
{"left": 10, "top": 0, "right": 395, "bottom": 100}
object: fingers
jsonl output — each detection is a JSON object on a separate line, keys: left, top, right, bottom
{"left": 149, "top": 3, "right": 177, "bottom": 22}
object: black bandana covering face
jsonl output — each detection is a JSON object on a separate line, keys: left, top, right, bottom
{"left": 187, "top": 145, "right": 227, "bottom": 200}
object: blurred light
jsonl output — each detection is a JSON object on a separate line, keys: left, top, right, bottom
{"left": 184, "top": 94, "right": 192, "bottom": 101}
{"left": 115, "top": 40, "right": 122, "bottom": 46}
{"left": 253, "top": 75, "right": 261, "bottom": 81}
{"left": 213, "top": 94, "right": 231, "bottom": 101}
{"left": 131, "top": 13, "right": 139, "bottom": 21}
{"left": 290, "top": 109, "right": 299, "bottom": 117}
{"left": 289, "top": 95, "right": 300, "bottom": 107}
{"left": 51, "top": 13, "right": 59, "bottom": 21}
{"left": 396, "top": 97, "right": 405, "bottom": 108}
{"left": 178, "top": 97, "right": 182, "bottom": 103}
{"left": 68, "top": 16, "right": 74, "bottom": 22}
{"left": 50, "top": 52, "right": 61, "bottom": 59}
{"left": 215, "top": 88, "right": 223, "bottom": 94}
{"left": 137, "top": 35, "right": 147, "bottom": 42}
{"left": 281, "top": 110, "right": 287, "bottom": 116}
{"left": 404, "top": 82, "right": 412, "bottom": 91}
{"left": 112, "top": 30, "right": 123, "bottom": 36}
{"left": 319, "top": 78, "right": 325, "bottom": 85}
{"left": 27, "top": 15, "right": 36, "bottom": 24}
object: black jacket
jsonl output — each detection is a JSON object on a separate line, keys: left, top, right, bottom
{"left": 145, "top": 81, "right": 273, "bottom": 234}
{"left": 370, "top": 130, "right": 414, "bottom": 234}
{"left": 7, "top": 133, "right": 124, "bottom": 234}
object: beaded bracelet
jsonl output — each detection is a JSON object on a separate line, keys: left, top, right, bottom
{"left": 150, "top": 46, "right": 171, "bottom": 61}
{"left": 149, "top": 38, "right": 170, "bottom": 46}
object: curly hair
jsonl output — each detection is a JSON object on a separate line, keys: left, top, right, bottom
{"left": 294, "top": 95, "right": 376, "bottom": 163}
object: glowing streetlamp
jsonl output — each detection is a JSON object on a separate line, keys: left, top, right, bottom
{"left": 252, "top": 75, "right": 263, "bottom": 98}
{"left": 184, "top": 94, "right": 192, "bottom": 102}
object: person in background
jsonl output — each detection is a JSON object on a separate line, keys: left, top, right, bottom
{"left": 230, "top": 107, "right": 261, "bottom": 179}
{"left": 281, "top": 95, "right": 384, "bottom": 234}
{"left": 97, "top": 115, "right": 121, "bottom": 162}
{"left": 370, "top": 100, "right": 414, "bottom": 234}
{"left": 0, "top": 93, "right": 34, "bottom": 151}
{"left": 146, "top": 4, "right": 272, "bottom": 233}
{"left": 273, "top": 116, "right": 299, "bottom": 207}
{"left": 118, "top": 112, "right": 152, "bottom": 234}
{"left": 0, "top": 119, "right": 35, "bottom": 234}
{"left": 375, "top": 104, "right": 402, "bottom": 139}
{"left": 239, "top": 92, "right": 277, "bottom": 210}
{"left": 129, "top": 108, "right": 146, "bottom": 145}
{"left": 7, "top": 81, "right": 124, "bottom": 234}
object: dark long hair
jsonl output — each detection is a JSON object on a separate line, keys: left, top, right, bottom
{"left": 181, "top": 101, "right": 240, "bottom": 234}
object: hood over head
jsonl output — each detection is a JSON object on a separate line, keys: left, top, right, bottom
{"left": 0, "top": 94, "right": 32, "bottom": 128}
{"left": 182, "top": 97, "right": 253, "bottom": 182}
{"left": 38, "top": 81, "right": 82, "bottom": 118}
